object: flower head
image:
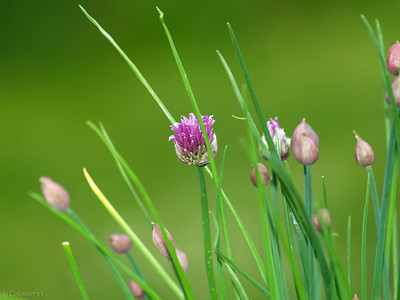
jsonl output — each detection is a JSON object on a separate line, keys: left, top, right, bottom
{"left": 128, "top": 279, "right": 145, "bottom": 299}
{"left": 387, "top": 41, "right": 400, "bottom": 76}
{"left": 312, "top": 208, "right": 331, "bottom": 232}
{"left": 109, "top": 234, "right": 132, "bottom": 254}
{"left": 40, "top": 177, "right": 70, "bottom": 211}
{"left": 169, "top": 113, "right": 217, "bottom": 167}
{"left": 152, "top": 222, "right": 175, "bottom": 258}
{"left": 261, "top": 117, "right": 291, "bottom": 160}
{"left": 250, "top": 163, "right": 270, "bottom": 187}
{"left": 354, "top": 131, "right": 375, "bottom": 167}
{"left": 292, "top": 119, "right": 319, "bottom": 165}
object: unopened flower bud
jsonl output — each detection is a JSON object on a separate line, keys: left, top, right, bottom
{"left": 292, "top": 118, "right": 319, "bottom": 148}
{"left": 354, "top": 132, "right": 375, "bottom": 167}
{"left": 152, "top": 222, "right": 175, "bottom": 258}
{"left": 385, "top": 76, "right": 400, "bottom": 107}
{"left": 128, "top": 279, "right": 144, "bottom": 299}
{"left": 387, "top": 41, "right": 400, "bottom": 75}
{"left": 353, "top": 294, "right": 359, "bottom": 300}
{"left": 292, "top": 134, "right": 319, "bottom": 165}
{"left": 261, "top": 117, "right": 291, "bottom": 160}
{"left": 109, "top": 234, "right": 132, "bottom": 253}
{"left": 250, "top": 163, "right": 270, "bottom": 187}
{"left": 40, "top": 177, "right": 70, "bottom": 211}
{"left": 312, "top": 208, "right": 331, "bottom": 232}
{"left": 175, "top": 249, "right": 189, "bottom": 274}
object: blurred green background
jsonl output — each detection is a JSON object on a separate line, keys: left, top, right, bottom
{"left": 1, "top": 0, "right": 400, "bottom": 298}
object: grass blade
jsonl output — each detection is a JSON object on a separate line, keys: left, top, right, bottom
{"left": 29, "top": 192, "right": 161, "bottom": 299}
{"left": 215, "top": 250, "right": 270, "bottom": 297}
{"left": 79, "top": 5, "right": 176, "bottom": 125}
{"left": 62, "top": 242, "right": 90, "bottom": 300}
{"left": 347, "top": 216, "right": 351, "bottom": 288}
{"left": 304, "top": 165, "right": 314, "bottom": 300}
{"left": 361, "top": 173, "right": 371, "bottom": 300}
{"left": 156, "top": 7, "right": 218, "bottom": 183}
{"left": 197, "top": 166, "right": 218, "bottom": 300}
{"left": 83, "top": 168, "right": 186, "bottom": 300}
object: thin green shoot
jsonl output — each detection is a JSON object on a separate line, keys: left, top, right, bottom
{"left": 62, "top": 242, "right": 90, "bottom": 300}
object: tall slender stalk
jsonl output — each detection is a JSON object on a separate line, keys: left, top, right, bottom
{"left": 197, "top": 167, "right": 218, "bottom": 300}
{"left": 304, "top": 166, "right": 314, "bottom": 299}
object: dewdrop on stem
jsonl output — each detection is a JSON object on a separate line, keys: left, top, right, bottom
{"left": 40, "top": 177, "right": 70, "bottom": 211}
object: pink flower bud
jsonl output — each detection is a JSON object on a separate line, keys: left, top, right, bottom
{"left": 312, "top": 208, "right": 331, "bottom": 232}
{"left": 292, "top": 118, "right": 319, "bottom": 148}
{"left": 40, "top": 177, "right": 70, "bottom": 211}
{"left": 250, "top": 163, "right": 270, "bottom": 187}
{"left": 385, "top": 77, "right": 400, "bottom": 107}
{"left": 387, "top": 41, "right": 400, "bottom": 75}
{"left": 292, "top": 134, "right": 319, "bottom": 165}
{"left": 152, "top": 222, "right": 175, "bottom": 258}
{"left": 173, "top": 249, "right": 189, "bottom": 274}
{"left": 354, "top": 132, "right": 375, "bottom": 167}
{"left": 128, "top": 279, "right": 144, "bottom": 299}
{"left": 109, "top": 234, "right": 132, "bottom": 254}
{"left": 353, "top": 294, "right": 359, "bottom": 300}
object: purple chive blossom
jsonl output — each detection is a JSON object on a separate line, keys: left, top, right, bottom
{"left": 169, "top": 113, "right": 217, "bottom": 167}
{"left": 261, "top": 117, "right": 291, "bottom": 160}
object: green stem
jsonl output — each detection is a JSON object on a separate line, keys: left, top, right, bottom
{"left": 66, "top": 209, "right": 135, "bottom": 300}
{"left": 372, "top": 123, "right": 397, "bottom": 299}
{"left": 62, "top": 242, "right": 90, "bottom": 300}
{"left": 366, "top": 167, "right": 380, "bottom": 227}
{"left": 361, "top": 173, "right": 371, "bottom": 300}
{"left": 197, "top": 167, "right": 218, "bottom": 300}
{"left": 30, "top": 192, "right": 161, "bottom": 299}
{"left": 83, "top": 168, "right": 186, "bottom": 300}
{"left": 347, "top": 216, "right": 351, "bottom": 288}
{"left": 305, "top": 165, "right": 314, "bottom": 300}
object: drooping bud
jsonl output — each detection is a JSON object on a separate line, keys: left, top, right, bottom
{"left": 128, "top": 279, "right": 145, "bottom": 299}
{"left": 175, "top": 248, "right": 189, "bottom": 274}
{"left": 312, "top": 208, "right": 331, "bottom": 232}
{"left": 385, "top": 76, "right": 400, "bottom": 107}
{"left": 109, "top": 234, "right": 132, "bottom": 254}
{"left": 261, "top": 117, "right": 291, "bottom": 160}
{"left": 354, "top": 132, "right": 375, "bottom": 167}
{"left": 292, "top": 118, "right": 319, "bottom": 147}
{"left": 40, "top": 177, "right": 70, "bottom": 211}
{"left": 387, "top": 41, "right": 400, "bottom": 75}
{"left": 292, "top": 134, "right": 319, "bottom": 165}
{"left": 250, "top": 163, "right": 270, "bottom": 187}
{"left": 352, "top": 294, "right": 359, "bottom": 300}
{"left": 152, "top": 222, "right": 175, "bottom": 258}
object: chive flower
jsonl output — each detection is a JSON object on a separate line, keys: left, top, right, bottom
{"left": 152, "top": 222, "right": 176, "bottom": 258}
{"left": 312, "top": 208, "right": 331, "bottom": 232}
{"left": 261, "top": 117, "right": 291, "bottom": 160}
{"left": 40, "top": 177, "right": 70, "bottom": 211}
{"left": 128, "top": 279, "right": 145, "bottom": 299}
{"left": 250, "top": 163, "right": 270, "bottom": 187}
{"left": 354, "top": 131, "right": 375, "bottom": 167}
{"left": 292, "top": 118, "right": 319, "bottom": 165}
{"left": 387, "top": 41, "right": 400, "bottom": 76}
{"left": 109, "top": 234, "right": 132, "bottom": 254}
{"left": 169, "top": 113, "right": 217, "bottom": 167}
